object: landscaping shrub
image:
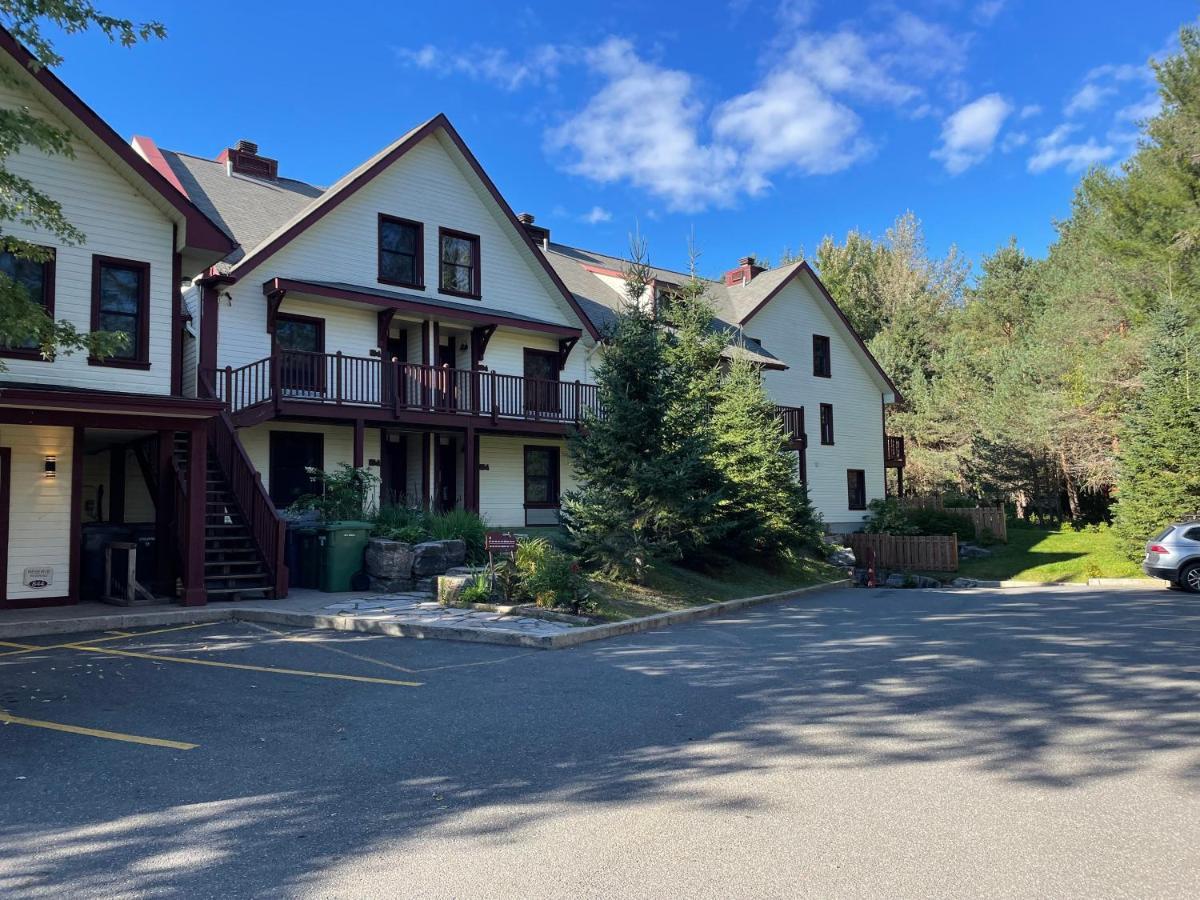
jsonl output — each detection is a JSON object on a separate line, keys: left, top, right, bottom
{"left": 425, "top": 508, "right": 487, "bottom": 563}
{"left": 905, "top": 508, "right": 976, "bottom": 542}
{"left": 291, "top": 465, "right": 378, "bottom": 521}
{"left": 863, "top": 498, "right": 919, "bottom": 535}
{"left": 504, "top": 536, "right": 592, "bottom": 614}
{"left": 371, "top": 505, "right": 488, "bottom": 563}
{"left": 459, "top": 573, "right": 492, "bottom": 605}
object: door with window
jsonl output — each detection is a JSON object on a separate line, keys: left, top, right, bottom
{"left": 276, "top": 315, "right": 325, "bottom": 396}
{"left": 269, "top": 432, "right": 324, "bottom": 508}
{"left": 523, "top": 349, "right": 560, "bottom": 417}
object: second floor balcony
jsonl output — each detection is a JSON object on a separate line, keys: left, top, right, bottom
{"left": 202, "top": 350, "right": 601, "bottom": 431}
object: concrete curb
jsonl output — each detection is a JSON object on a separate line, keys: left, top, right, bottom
{"left": 547, "top": 579, "right": 851, "bottom": 650}
{"left": 0, "top": 580, "right": 850, "bottom": 648}
{"left": 960, "top": 578, "right": 1167, "bottom": 589}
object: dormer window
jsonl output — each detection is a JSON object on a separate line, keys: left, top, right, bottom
{"left": 378, "top": 215, "right": 423, "bottom": 288}
{"left": 439, "top": 228, "right": 480, "bottom": 298}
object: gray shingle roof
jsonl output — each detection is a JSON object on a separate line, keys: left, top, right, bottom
{"left": 159, "top": 149, "right": 325, "bottom": 265}
{"left": 540, "top": 244, "right": 786, "bottom": 369}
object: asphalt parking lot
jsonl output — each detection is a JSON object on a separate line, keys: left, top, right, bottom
{"left": 1, "top": 583, "right": 1198, "bottom": 898}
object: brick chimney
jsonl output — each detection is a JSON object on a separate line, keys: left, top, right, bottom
{"left": 724, "top": 255, "right": 765, "bottom": 286}
{"left": 217, "top": 140, "right": 278, "bottom": 181}
{"left": 517, "top": 212, "right": 550, "bottom": 249}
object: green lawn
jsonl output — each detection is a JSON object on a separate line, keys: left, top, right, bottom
{"left": 588, "top": 555, "right": 843, "bottom": 621}
{"left": 955, "top": 522, "right": 1145, "bottom": 583}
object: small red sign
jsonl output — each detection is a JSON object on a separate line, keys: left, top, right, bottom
{"left": 485, "top": 531, "right": 518, "bottom": 553}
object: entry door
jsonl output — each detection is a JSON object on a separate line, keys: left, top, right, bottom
{"left": 380, "top": 434, "right": 408, "bottom": 506}
{"left": 435, "top": 440, "right": 457, "bottom": 512}
{"left": 523, "top": 349, "right": 560, "bottom": 416}
{"left": 276, "top": 315, "right": 325, "bottom": 396}
{"left": 269, "top": 432, "right": 324, "bottom": 508}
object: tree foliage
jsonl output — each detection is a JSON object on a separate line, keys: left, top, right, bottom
{"left": 0, "top": 1, "right": 164, "bottom": 365}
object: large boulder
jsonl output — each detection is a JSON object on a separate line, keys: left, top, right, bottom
{"left": 412, "top": 541, "right": 449, "bottom": 576}
{"left": 369, "top": 575, "right": 414, "bottom": 593}
{"left": 365, "top": 539, "right": 414, "bottom": 580}
{"left": 959, "top": 543, "right": 993, "bottom": 560}
{"left": 441, "top": 539, "right": 467, "bottom": 568}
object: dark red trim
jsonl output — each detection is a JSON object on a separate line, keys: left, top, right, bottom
{"left": 421, "top": 433, "right": 431, "bottom": 509}
{"left": 378, "top": 214, "right": 424, "bottom": 289}
{"left": 523, "top": 444, "right": 561, "bottom": 512}
{"left": 437, "top": 227, "right": 481, "bottom": 299}
{"left": 261, "top": 278, "right": 581, "bottom": 338}
{"left": 171, "top": 225, "right": 183, "bottom": 394}
{"left": 272, "top": 312, "right": 326, "bottom": 354}
{"left": 131, "top": 135, "right": 189, "bottom": 199}
{"left": 819, "top": 403, "right": 834, "bottom": 446}
{"left": 0, "top": 30, "right": 232, "bottom": 257}
{"left": 226, "top": 114, "right": 601, "bottom": 340}
{"left": 198, "top": 281, "right": 220, "bottom": 392}
{"left": 739, "top": 262, "right": 900, "bottom": 400}
{"left": 89, "top": 254, "right": 151, "bottom": 369}
{"left": 69, "top": 426, "right": 83, "bottom": 603}
{"left": 353, "top": 419, "right": 365, "bottom": 468}
{"left": 812, "top": 333, "right": 831, "bottom": 379}
{"left": 847, "top": 468, "right": 867, "bottom": 511}
{"left": 0, "top": 245, "right": 56, "bottom": 362}
{"left": 0, "top": 448, "right": 9, "bottom": 605}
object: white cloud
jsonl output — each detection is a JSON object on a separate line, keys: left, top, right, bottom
{"left": 932, "top": 93, "right": 1012, "bottom": 174}
{"left": 1001, "top": 131, "right": 1028, "bottom": 152}
{"left": 395, "top": 43, "right": 565, "bottom": 91}
{"left": 973, "top": 0, "right": 1007, "bottom": 24}
{"left": 582, "top": 206, "right": 612, "bottom": 224}
{"left": 1117, "top": 91, "right": 1161, "bottom": 122}
{"left": 789, "top": 30, "right": 920, "bottom": 104}
{"left": 1027, "top": 124, "right": 1116, "bottom": 173}
{"left": 1019, "top": 104, "right": 1042, "bottom": 119}
{"left": 1065, "top": 82, "right": 1116, "bottom": 117}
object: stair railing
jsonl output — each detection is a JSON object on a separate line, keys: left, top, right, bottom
{"left": 199, "top": 371, "right": 290, "bottom": 598}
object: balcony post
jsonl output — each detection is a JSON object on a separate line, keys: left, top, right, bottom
{"left": 490, "top": 371, "right": 499, "bottom": 424}
{"left": 394, "top": 362, "right": 403, "bottom": 416}
{"left": 271, "top": 351, "right": 282, "bottom": 414}
{"left": 573, "top": 380, "right": 581, "bottom": 422}
{"left": 335, "top": 351, "right": 344, "bottom": 404}
{"left": 223, "top": 366, "right": 233, "bottom": 411}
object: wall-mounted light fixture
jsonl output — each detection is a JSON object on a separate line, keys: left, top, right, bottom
{"left": 44, "top": 455, "right": 57, "bottom": 478}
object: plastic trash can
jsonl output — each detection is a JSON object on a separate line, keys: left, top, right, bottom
{"left": 315, "top": 521, "right": 373, "bottom": 592}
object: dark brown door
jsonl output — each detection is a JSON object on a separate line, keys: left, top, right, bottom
{"left": 523, "top": 349, "right": 560, "bottom": 416}
{"left": 435, "top": 440, "right": 457, "bottom": 512}
{"left": 380, "top": 434, "right": 408, "bottom": 506}
{"left": 269, "top": 431, "right": 324, "bottom": 508}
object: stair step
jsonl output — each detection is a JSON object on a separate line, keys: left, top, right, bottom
{"left": 205, "top": 586, "right": 271, "bottom": 598}
{"left": 205, "top": 572, "right": 269, "bottom": 582}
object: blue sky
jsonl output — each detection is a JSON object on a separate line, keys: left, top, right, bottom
{"left": 52, "top": 1, "right": 1198, "bottom": 281}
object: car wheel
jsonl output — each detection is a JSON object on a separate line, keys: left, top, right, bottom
{"left": 1182, "top": 563, "right": 1200, "bottom": 594}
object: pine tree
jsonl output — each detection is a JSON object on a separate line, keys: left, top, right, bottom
{"left": 708, "top": 358, "right": 823, "bottom": 560}
{"left": 1113, "top": 304, "right": 1200, "bottom": 557}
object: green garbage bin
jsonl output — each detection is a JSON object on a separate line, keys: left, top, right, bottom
{"left": 315, "top": 521, "right": 373, "bottom": 592}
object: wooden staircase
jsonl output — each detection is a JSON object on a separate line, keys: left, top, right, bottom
{"left": 172, "top": 433, "right": 273, "bottom": 601}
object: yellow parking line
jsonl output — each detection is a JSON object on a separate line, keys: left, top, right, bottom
{"left": 0, "top": 710, "right": 197, "bottom": 750}
{"left": 0, "top": 621, "right": 221, "bottom": 658}
{"left": 69, "top": 644, "right": 423, "bottom": 687}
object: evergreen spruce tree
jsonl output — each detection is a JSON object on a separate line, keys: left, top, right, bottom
{"left": 1113, "top": 303, "right": 1200, "bottom": 557}
{"left": 562, "top": 239, "right": 720, "bottom": 579}
{"left": 708, "top": 358, "right": 823, "bottom": 560}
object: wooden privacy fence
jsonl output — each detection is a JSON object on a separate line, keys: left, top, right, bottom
{"left": 840, "top": 533, "right": 959, "bottom": 572}
{"left": 898, "top": 496, "right": 1008, "bottom": 543}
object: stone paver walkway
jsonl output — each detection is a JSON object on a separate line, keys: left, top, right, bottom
{"left": 321, "top": 593, "right": 574, "bottom": 639}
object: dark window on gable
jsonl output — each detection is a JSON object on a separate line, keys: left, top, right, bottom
{"left": 90, "top": 256, "right": 149, "bottom": 368}
{"left": 847, "top": 469, "right": 866, "bottom": 510}
{"left": 524, "top": 446, "right": 560, "bottom": 507}
{"left": 378, "top": 215, "right": 423, "bottom": 288}
{"left": 439, "top": 228, "right": 480, "bottom": 298}
{"left": 813, "top": 334, "right": 831, "bottom": 378}
{"left": 0, "top": 248, "right": 54, "bottom": 358}
{"left": 819, "top": 403, "right": 834, "bottom": 445}
{"left": 269, "top": 431, "right": 324, "bottom": 508}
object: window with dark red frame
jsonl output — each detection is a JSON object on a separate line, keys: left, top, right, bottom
{"left": 0, "top": 247, "right": 54, "bottom": 358}
{"left": 523, "top": 348, "right": 561, "bottom": 415}
{"left": 378, "top": 215, "right": 423, "bottom": 288}
{"left": 90, "top": 256, "right": 149, "bottom": 367}
{"left": 813, "top": 334, "right": 831, "bottom": 378}
{"left": 524, "top": 445, "right": 560, "bottom": 509}
{"left": 439, "top": 228, "right": 480, "bottom": 297}
{"left": 847, "top": 469, "right": 866, "bottom": 510}
{"left": 819, "top": 403, "right": 834, "bottom": 445}
{"left": 275, "top": 313, "right": 325, "bottom": 394}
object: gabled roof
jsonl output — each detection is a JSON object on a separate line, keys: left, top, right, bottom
{"left": 151, "top": 114, "right": 600, "bottom": 341}
{"left": 0, "top": 28, "right": 233, "bottom": 259}
{"left": 542, "top": 241, "right": 899, "bottom": 398}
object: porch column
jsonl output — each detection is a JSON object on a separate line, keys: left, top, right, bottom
{"left": 463, "top": 425, "right": 478, "bottom": 513}
{"left": 198, "top": 282, "right": 220, "bottom": 398}
{"left": 155, "top": 431, "right": 175, "bottom": 593}
{"left": 182, "top": 424, "right": 207, "bottom": 606}
{"left": 353, "top": 419, "right": 365, "bottom": 469}
{"left": 421, "top": 432, "right": 431, "bottom": 510}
